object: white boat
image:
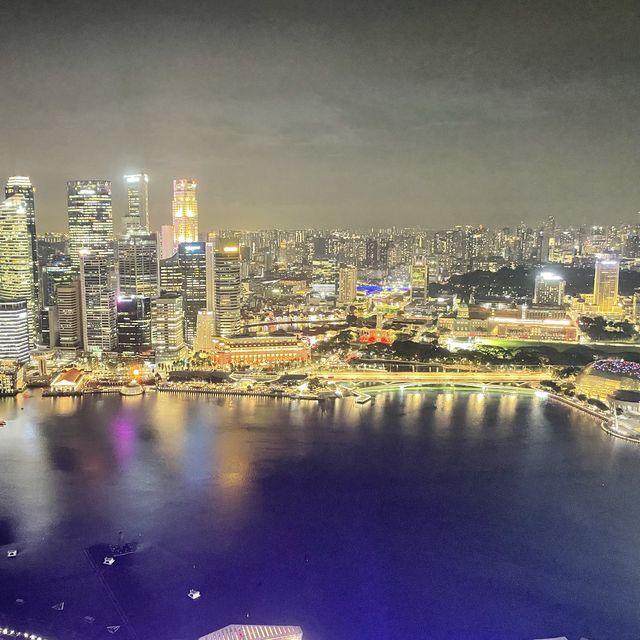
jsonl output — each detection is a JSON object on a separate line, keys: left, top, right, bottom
{"left": 355, "top": 395, "right": 372, "bottom": 404}
{"left": 7, "top": 549, "right": 17, "bottom": 558}
{"left": 188, "top": 589, "right": 201, "bottom": 600}
{"left": 103, "top": 556, "right": 115, "bottom": 565}
{"left": 119, "top": 381, "right": 144, "bottom": 396}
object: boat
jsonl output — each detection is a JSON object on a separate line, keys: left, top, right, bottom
{"left": 7, "top": 549, "right": 17, "bottom": 558}
{"left": 109, "top": 531, "right": 139, "bottom": 556}
{"left": 355, "top": 395, "right": 372, "bottom": 404}
{"left": 188, "top": 589, "right": 201, "bottom": 600}
{"left": 119, "top": 380, "right": 144, "bottom": 396}
{"left": 103, "top": 556, "right": 115, "bottom": 565}
{"left": 0, "top": 419, "right": 6, "bottom": 427}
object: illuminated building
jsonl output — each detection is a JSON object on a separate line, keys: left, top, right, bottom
{"left": 151, "top": 292, "right": 186, "bottom": 363}
{"left": 575, "top": 359, "right": 640, "bottom": 404}
{"left": 56, "top": 279, "right": 83, "bottom": 349}
{"left": 5, "top": 177, "right": 39, "bottom": 319}
{"left": 117, "top": 296, "right": 152, "bottom": 354}
{"left": 117, "top": 233, "right": 159, "bottom": 297}
{"left": 410, "top": 255, "right": 428, "bottom": 304}
{"left": 593, "top": 259, "right": 619, "bottom": 311}
{"left": 172, "top": 178, "right": 198, "bottom": 246}
{"left": 42, "top": 254, "right": 74, "bottom": 306}
{"left": 122, "top": 173, "right": 150, "bottom": 233}
{"left": 0, "top": 194, "right": 38, "bottom": 346}
{"left": 159, "top": 252, "right": 183, "bottom": 294}
{"left": 0, "top": 300, "right": 30, "bottom": 363}
{"left": 208, "top": 335, "right": 310, "bottom": 366}
{"left": 179, "top": 242, "right": 207, "bottom": 343}
{"left": 208, "top": 243, "right": 241, "bottom": 337}
{"left": 533, "top": 272, "right": 565, "bottom": 307}
{"left": 80, "top": 253, "right": 117, "bottom": 353}
{"left": 67, "top": 180, "right": 114, "bottom": 268}
{"left": 194, "top": 309, "right": 215, "bottom": 351}
{"left": 337, "top": 264, "right": 357, "bottom": 305}
{"left": 0, "top": 360, "right": 26, "bottom": 395}
{"left": 199, "top": 626, "right": 303, "bottom": 640}
{"left": 160, "top": 224, "right": 175, "bottom": 259}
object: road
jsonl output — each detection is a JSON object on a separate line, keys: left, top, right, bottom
{"left": 312, "top": 369, "right": 551, "bottom": 383}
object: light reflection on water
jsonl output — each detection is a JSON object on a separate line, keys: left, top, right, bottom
{"left": 0, "top": 390, "right": 639, "bottom": 640}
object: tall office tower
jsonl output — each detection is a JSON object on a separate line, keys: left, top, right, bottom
{"left": 0, "top": 300, "right": 30, "bottom": 363}
{"left": 193, "top": 309, "right": 215, "bottom": 351}
{"left": 80, "top": 253, "right": 117, "bottom": 353}
{"left": 67, "top": 180, "right": 114, "bottom": 268}
{"left": 172, "top": 178, "right": 198, "bottom": 246}
{"left": 56, "top": 279, "right": 83, "bottom": 349}
{"left": 593, "top": 258, "right": 620, "bottom": 310}
{"left": 42, "top": 254, "right": 75, "bottom": 306}
{"left": 0, "top": 195, "right": 38, "bottom": 346}
{"left": 207, "top": 243, "right": 241, "bottom": 337}
{"left": 5, "top": 177, "right": 39, "bottom": 312}
{"left": 122, "top": 173, "right": 150, "bottom": 233}
{"left": 117, "top": 233, "right": 159, "bottom": 297}
{"left": 117, "top": 296, "right": 152, "bottom": 354}
{"left": 159, "top": 252, "right": 183, "bottom": 293}
{"left": 37, "top": 232, "right": 68, "bottom": 267}
{"left": 409, "top": 256, "right": 428, "bottom": 304}
{"left": 151, "top": 293, "right": 186, "bottom": 363}
{"left": 160, "top": 224, "right": 175, "bottom": 259}
{"left": 40, "top": 306, "right": 59, "bottom": 348}
{"left": 534, "top": 272, "right": 565, "bottom": 306}
{"left": 179, "top": 242, "right": 207, "bottom": 344}
{"left": 337, "top": 264, "right": 358, "bottom": 305}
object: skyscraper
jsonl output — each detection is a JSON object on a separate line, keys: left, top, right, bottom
{"left": 0, "top": 300, "right": 30, "bottom": 363}
{"left": 0, "top": 195, "right": 38, "bottom": 346}
{"left": 160, "top": 224, "right": 175, "bottom": 259}
{"left": 179, "top": 242, "right": 207, "bottom": 344}
{"left": 5, "top": 177, "right": 39, "bottom": 315}
{"left": 593, "top": 259, "right": 619, "bottom": 311}
{"left": 172, "top": 178, "right": 198, "bottom": 246}
{"left": 80, "top": 253, "right": 117, "bottom": 353}
{"left": 122, "top": 173, "right": 150, "bottom": 233}
{"left": 409, "top": 255, "right": 429, "bottom": 304}
{"left": 56, "top": 279, "right": 83, "bottom": 350}
{"left": 151, "top": 293, "right": 186, "bottom": 364}
{"left": 207, "top": 243, "right": 241, "bottom": 337}
{"left": 67, "top": 180, "right": 114, "bottom": 268}
{"left": 117, "top": 296, "right": 152, "bottom": 354}
{"left": 534, "top": 272, "right": 565, "bottom": 306}
{"left": 117, "top": 233, "right": 159, "bottom": 298}
{"left": 337, "top": 264, "right": 358, "bottom": 305}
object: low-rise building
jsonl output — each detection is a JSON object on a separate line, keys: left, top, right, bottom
{"left": 50, "top": 367, "right": 85, "bottom": 393}
{"left": 199, "top": 625, "right": 303, "bottom": 640}
{"left": 575, "top": 359, "right": 640, "bottom": 404}
{"left": 0, "top": 360, "right": 25, "bottom": 395}
{"left": 208, "top": 335, "right": 310, "bottom": 366}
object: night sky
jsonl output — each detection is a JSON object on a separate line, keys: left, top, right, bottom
{"left": 1, "top": 0, "right": 640, "bottom": 231}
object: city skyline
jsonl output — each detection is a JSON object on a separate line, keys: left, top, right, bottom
{"left": 2, "top": 1, "right": 640, "bottom": 231}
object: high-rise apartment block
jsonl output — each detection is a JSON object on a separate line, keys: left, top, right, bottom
{"left": 534, "top": 272, "right": 565, "bottom": 307}
{"left": 337, "top": 264, "right": 358, "bottom": 305}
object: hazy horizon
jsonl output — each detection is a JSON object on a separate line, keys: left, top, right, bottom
{"left": 2, "top": 0, "right": 640, "bottom": 231}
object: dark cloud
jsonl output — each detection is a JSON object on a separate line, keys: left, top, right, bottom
{"left": 1, "top": 0, "right": 640, "bottom": 231}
